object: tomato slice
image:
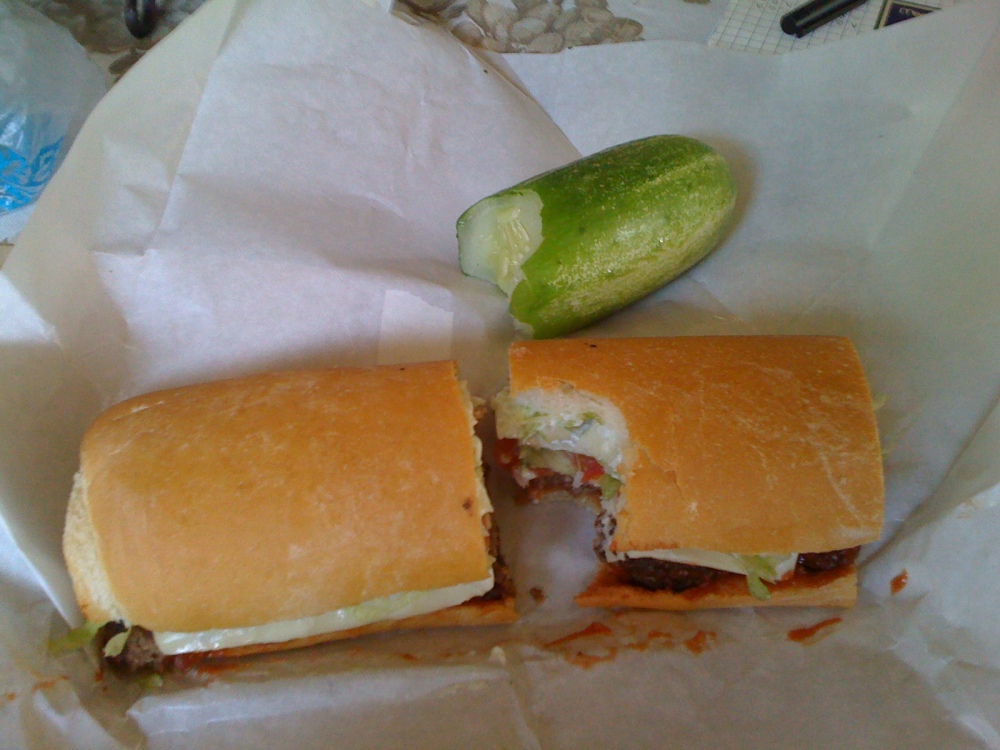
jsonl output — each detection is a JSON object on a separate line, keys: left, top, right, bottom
{"left": 576, "top": 454, "right": 605, "bottom": 483}
{"left": 495, "top": 438, "right": 520, "bottom": 469}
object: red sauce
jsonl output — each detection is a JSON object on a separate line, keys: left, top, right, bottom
{"left": 683, "top": 630, "right": 716, "bottom": 654}
{"left": 495, "top": 438, "right": 520, "bottom": 469}
{"left": 787, "top": 616, "right": 842, "bottom": 642}
{"left": 565, "top": 647, "right": 618, "bottom": 669}
{"left": 891, "top": 569, "right": 909, "bottom": 594}
{"left": 544, "top": 621, "right": 613, "bottom": 648}
{"left": 31, "top": 677, "right": 67, "bottom": 692}
{"left": 172, "top": 651, "right": 242, "bottom": 677}
{"left": 192, "top": 661, "right": 241, "bottom": 677}
{"left": 396, "top": 653, "right": 419, "bottom": 662}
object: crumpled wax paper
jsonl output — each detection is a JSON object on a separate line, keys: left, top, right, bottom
{"left": 1, "top": 0, "right": 999, "bottom": 747}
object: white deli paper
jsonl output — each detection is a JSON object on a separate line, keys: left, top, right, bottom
{"left": 1, "top": 0, "right": 999, "bottom": 747}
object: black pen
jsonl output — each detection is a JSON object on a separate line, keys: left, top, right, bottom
{"left": 780, "top": 0, "right": 869, "bottom": 37}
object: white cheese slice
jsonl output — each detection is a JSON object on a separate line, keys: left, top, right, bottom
{"left": 606, "top": 547, "right": 798, "bottom": 580}
{"left": 153, "top": 574, "right": 494, "bottom": 655}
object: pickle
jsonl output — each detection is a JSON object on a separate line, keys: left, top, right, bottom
{"left": 457, "top": 135, "right": 737, "bottom": 338}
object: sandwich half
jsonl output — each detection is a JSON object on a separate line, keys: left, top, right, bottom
{"left": 493, "top": 336, "right": 884, "bottom": 609}
{"left": 63, "top": 362, "right": 515, "bottom": 674}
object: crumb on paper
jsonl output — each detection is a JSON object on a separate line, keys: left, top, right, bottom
{"left": 529, "top": 586, "right": 546, "bottom": 603}
{"left": 891, "top": 569, "right": 909, "bottom": 594}
{"left": 787, "top": 617, "right": 843, "bottom": 643}
{"left": 489, "top": 645, "right": 507, "bottom": 664}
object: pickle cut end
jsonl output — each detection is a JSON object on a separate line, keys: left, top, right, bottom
{"left": 458, "top": 189, "right": 543, "bottom": 295}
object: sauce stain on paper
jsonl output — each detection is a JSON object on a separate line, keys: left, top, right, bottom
{"left": 565, "top": 647, "right": 619, "bottom": 669}
{"left": 683, "top": 630, "right": 717, "bottom": 654}
{"left": 31, "top": 676, "right": 68, "bottom": 692}
{"left": 891, "top": 569, "right": 909, "bottom": 594}
{"left": 541, "top": 618, "right": 717, "bottom": 669}
{"left": 787, "top": 617, "right": 842, "bottom": 643}
{"left": 544, "top": 621, "right": 613, "bottom": 648}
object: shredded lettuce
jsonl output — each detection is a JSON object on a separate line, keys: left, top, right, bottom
{"left": 138, "top": 673, "right": 164, "bottom": 690}
{"left": 102, "top": 629, "right": 132, "bottom": 658}
{"left": 738, "top": 555, "right": 781, "bottom": 601}
{"left": 518, "top": 411, "right": 600, "bottom": 445}
{"left": 48, "top": 621, "right": 103, "bottom": 655}
{"left": 518, "top": 445, "right": 621, "bottom": 500}
{"left": 519, "top": 446, "right": 577, "bottom": 476}
{"left": 597, "top": 474, "right": 622, "bottom": 499}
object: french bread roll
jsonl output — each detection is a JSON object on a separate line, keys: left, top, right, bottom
{"left": 496, "top": 336, "right": 884, "bottom": 609}
{"left": 63, "top": 362, "right": 515, "bottom": 670}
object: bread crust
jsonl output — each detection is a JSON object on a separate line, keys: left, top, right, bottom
{"left": 64, "top": 363, "right": 497, "bottom": 636}
{"left": 508, "top": 336, "right": 884, "bottom": 555}
{"left": 575, "top": 563, "right": 858, "bottom": 610}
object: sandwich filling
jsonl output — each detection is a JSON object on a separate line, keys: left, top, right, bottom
{"left": 494, "top": 389, "right": 859, "bottom": 600}
{"left": 153, "top": 575, "right": 495, "bottom": 655}
{"left": 81, "top": 550, "right": 512, "bottom": 676}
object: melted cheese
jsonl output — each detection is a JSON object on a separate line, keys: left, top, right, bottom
{"left": 153, "top": 574, "right": 494, "bottom": 655}
{"left": 606, "top": 547, "right": 798, "bottom": 580}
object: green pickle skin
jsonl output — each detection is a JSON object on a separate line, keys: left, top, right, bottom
{"left": 507, "top": 135, "right": 736, "bottom": 338}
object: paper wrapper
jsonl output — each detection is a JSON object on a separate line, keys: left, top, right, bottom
{"left": 2, "top": 0, "right": 1000, "bottom": 746}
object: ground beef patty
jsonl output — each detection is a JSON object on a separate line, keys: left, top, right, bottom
{"left": 611, "top": 546, "right": 862, "bottom": 593}
{"left": 615, "top": 557, "right": 723, "bottom": 592}
{"left": 797, "top": 546, "right": 860, "bottom": 573}
{"left": 97, "top": 622, "right": 165, "bottom": 675}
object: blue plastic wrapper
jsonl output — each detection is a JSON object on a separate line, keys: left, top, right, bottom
{"left": 0, "top": 0, "right": 106, "bottom": 239}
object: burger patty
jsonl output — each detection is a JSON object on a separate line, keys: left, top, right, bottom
{"left": 616, "top": 557, "right": 723, "bottom": 592}
{"left": 97, "top": 622, "right": 165, "bottom": 675}
{"left": 797, "top": 547, "right": 861, "bottom": 573}
{"left": 611, "top": 546, "right": 863, "bottom": 593}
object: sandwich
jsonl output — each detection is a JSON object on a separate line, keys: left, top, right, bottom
{"left": 493, "top": 336, "right": 884, "bottom": 609}
{"left": 62, "top": 362, "right": 515, "bottom": 675}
